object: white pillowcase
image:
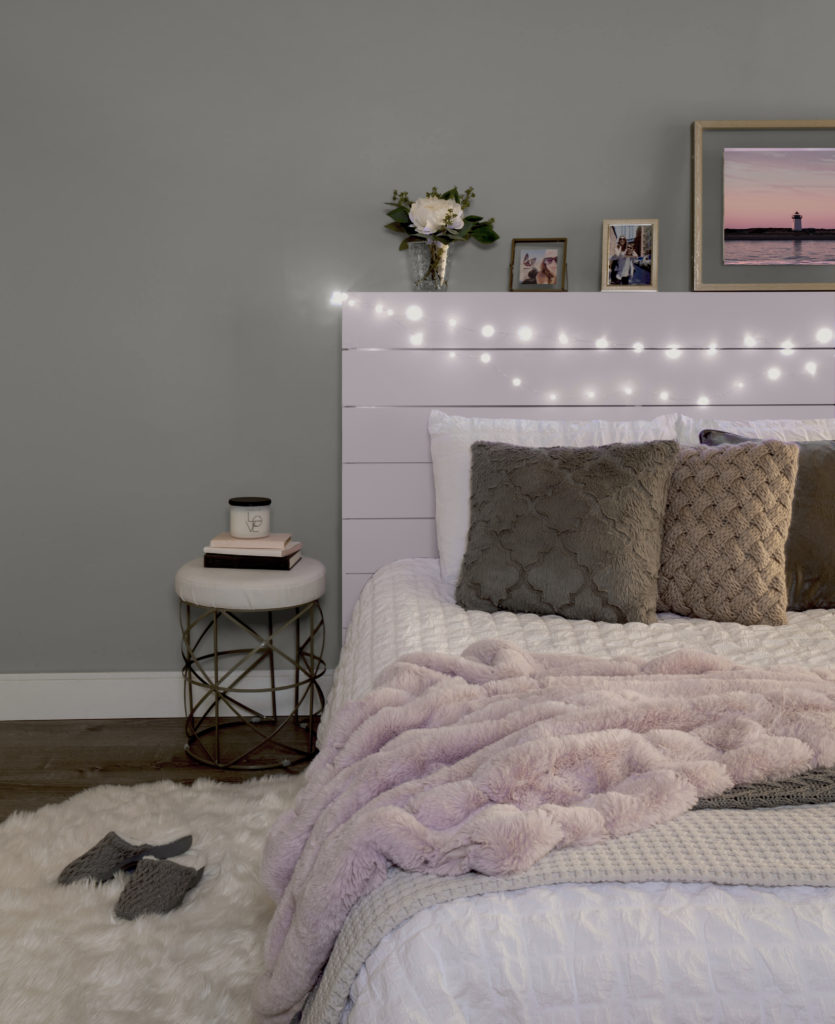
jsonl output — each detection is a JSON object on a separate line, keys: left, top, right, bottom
{"left": 429, "top": 409, "right": 681, "bottom": 585}
{"left": 677, "top": 415, "right": 835, "bottom": 444}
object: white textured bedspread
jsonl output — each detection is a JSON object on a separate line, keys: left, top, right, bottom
{"left": 325, "top": 558, "right": 835, "bottom": 743}
{"left": 310, "top": 560, "right": 835, "bottom": 1024}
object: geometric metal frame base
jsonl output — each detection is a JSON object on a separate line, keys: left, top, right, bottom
{"left": 180, "top": 599, "right": 325, "bottom": 770}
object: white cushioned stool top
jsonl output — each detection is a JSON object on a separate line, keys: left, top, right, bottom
{"left": 175, "top": 558, "right": 325, "bottom": 611}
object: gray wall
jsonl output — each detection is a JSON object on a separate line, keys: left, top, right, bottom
{"left": 1, "top": 0, "right": 833, "bottom": 676}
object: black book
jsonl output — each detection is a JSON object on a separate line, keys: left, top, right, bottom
{"left": 203, "top": 552, "right": 303, "bottom": 571}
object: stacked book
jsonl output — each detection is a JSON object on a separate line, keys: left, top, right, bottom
{"left": 203, "top": 532, "right": 302, "bottom": 570}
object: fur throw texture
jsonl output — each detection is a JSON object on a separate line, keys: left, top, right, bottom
{"left": 255, "top": 641, "right": 835, "bottom": 1024}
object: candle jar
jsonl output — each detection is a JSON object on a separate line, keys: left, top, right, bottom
{"left": 228, "top": 496, "right": 271, "bottom": 539}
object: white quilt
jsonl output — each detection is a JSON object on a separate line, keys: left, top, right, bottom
{"left": 323, "top": 560, "right": 835, "bottom": 1024}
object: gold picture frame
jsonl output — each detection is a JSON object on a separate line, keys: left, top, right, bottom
{"left": 692, "top": 119, "right": 835, "bottom": 291}
{"left": 601, "top": 219, "right": 658, "bottom": 291}
{"left": 508, "top": 238, "right": 567, "bottom": 292}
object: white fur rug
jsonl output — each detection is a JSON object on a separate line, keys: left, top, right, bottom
{"left": 0, "top": 774, "right": 304, "bottom": 1024}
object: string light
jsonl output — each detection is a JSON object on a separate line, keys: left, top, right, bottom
{"left": 659, "top": 391, "right": 670, "bottom": 402}
{"left": 816, "top": 327, "right": 834, "bottom": 344}
{"left": 558, "top": 332, "right": 570, "bottom": 345}
{"left": 481, "top": 325, "right": 496, "bottom": 338}
{"left": 780, "top": 340, "right": 794, "bottom": 354}
{"left": 743, "top": 334, "right": 758, "bottom": 347}
{"left": 405, "top": 305, "right": 423, "bottom": 321}
{"left": 480, "top": 353, "right": 491, "bottom": 364}
{"left": 512, "top": 377, "right": 522, "bottom": 387}
{"left": 666, "top": 346, "right": 681, "bottom": 360}
{"left": 767, "top": 367, "right": 782, "bottom": 381}
{"left": 447, "top": 318, "right": 458, "bottom": 328}
{"left": 697, "top": 396, "right": 710, "bottom": 406}
{"left": 409, "top": 332, "right": 424, "bottom": 346}
{"left": 805, "top": 361, "right": 818, "bottom": 375}
{"left": 595, "top": 337, "right": 609, "bottom": 349}
{"left": 330, "top": 290, "right": 349, "bottom": 306}
{"left": 517, "top": 326, "right": 534, "bottom": 342}
{"left": 548, "top": 393, "right": 558, "bottom": 402}
{"left": 632, "top": 342, "right": 644, "bottom": 353}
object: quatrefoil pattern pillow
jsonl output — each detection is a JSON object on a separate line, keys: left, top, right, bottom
{"left": 657, "top": 441, "right": 799, "bottom": 625}
{"left": 455, "top": 439, "right": 679, "bottom": 624}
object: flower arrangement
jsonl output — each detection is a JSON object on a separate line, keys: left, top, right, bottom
{"left": 384, "top": 186, "right": 499, "bottom": 249}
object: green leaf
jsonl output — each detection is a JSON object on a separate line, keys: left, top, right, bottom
{"left": 387, "top": 207, "right": 411, "bottom": 224}
{"left": 385, "top": 222, "right": 407, "bottom": 234}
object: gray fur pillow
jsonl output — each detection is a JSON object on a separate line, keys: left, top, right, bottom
{"left": 455, "top": 439, "right": 679, "bottom": 624}
{"left": 700, "top": 429, "right": 835, "bottom": 611}
{"left": 657, "top": 441, "right": 799, "bottom": 625}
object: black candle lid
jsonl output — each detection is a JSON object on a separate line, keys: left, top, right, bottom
{"left": 228, "top": 496, "right": 271, "bottom": 506}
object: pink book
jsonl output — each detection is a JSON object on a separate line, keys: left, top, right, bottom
{"left": 208, "top": 532, "right": 293, "bottom": 551}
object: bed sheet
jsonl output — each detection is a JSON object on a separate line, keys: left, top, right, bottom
{"left": 319, "top": 559, "right": 835, "bottom": 1024}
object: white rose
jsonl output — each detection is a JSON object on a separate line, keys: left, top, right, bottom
{"left": 409, "top": 196, "right": 465, "bottom": 235}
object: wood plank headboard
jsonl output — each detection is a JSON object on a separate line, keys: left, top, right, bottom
{"left": 341, "top": 292, "right": 835, "bottom": 631}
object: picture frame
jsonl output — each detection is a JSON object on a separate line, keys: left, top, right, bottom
{"left": 692, "top": 119, "right": 835, "bottom": 291}
{"left": 601, "top": 220, "right": 658, "bottom": 291}
{"left": 508, "top": 238, "right": 567, "bottom": 292}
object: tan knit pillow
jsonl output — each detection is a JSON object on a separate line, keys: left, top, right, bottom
{"left": 657, "top": 441, "right": 798, "bottom": 625}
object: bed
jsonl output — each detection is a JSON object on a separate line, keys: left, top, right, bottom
{"left": 257, "top": 292, "right": 835, "bottom": 1024}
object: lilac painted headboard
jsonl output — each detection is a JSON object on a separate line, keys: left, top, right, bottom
{"left": 341, "top": 292, "right": 835, "bottom": 631}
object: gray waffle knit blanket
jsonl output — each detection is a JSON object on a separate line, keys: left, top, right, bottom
{"left": 301, "top": 804, "right": 835, "bottom": 1024}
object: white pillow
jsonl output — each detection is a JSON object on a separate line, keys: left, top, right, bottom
{"left": 429, "top": 409, "right": 682, "bottom": 585}
{"left": 677, "top": 414, "right": 835, "bottom": 444}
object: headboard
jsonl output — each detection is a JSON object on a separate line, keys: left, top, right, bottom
{"left": 342, "top": 292, "right": 835, "bottom": 632}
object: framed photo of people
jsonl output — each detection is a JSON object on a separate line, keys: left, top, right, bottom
{"left": 601, "top": 220, "right": 658, "bottom": 291}
{"left": 509, "top": 238, "right": 567, "bottom": 292}
{"left": 692, "top": 119, "right": 835, "bottom": 291}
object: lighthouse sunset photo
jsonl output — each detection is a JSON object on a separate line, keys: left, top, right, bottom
{"left": 723, "top": 147, "right": 835, "bottom": 265}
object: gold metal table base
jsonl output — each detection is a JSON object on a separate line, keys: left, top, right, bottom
{"left": 180, "top": 599, "right": 325, "bottom": 770}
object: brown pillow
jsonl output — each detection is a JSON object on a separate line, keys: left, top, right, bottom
{"left": 455, "top": 439, "right": 679, "bottom": 624}
{"left": 700, "top": 429, "right": 835, "bottom": 611}
{"left": 657, "top": 441, "right": 798, "bottom": 625}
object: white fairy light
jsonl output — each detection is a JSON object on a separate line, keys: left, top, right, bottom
{"left": 595, "top": 337, "right": 609, "bottom": 349}
{"left": 448, "top": 351, "right": 457, "bottom": 359}
{"left": 374, "top": 303, "right": 385, "bottom": 314}
{"left": 347, "top": 298, "right": 357, "bottom": 307}
{"left": 386, "top": 309, "right": 395, "bottom": 316}
{"left": 517, "top": 326, "right": 534, "bottom": 342}
{"left": 697, "top": 395, "right": 710, "bottom": 406}
{"left": 707, "top": 342, "right": 718, "bottom": 355}
{"left": 666, "top": 345, "right": 681, "bottom": 360}
{"left": 733, "top": 380, "right": 745, "bottom": 390}
{"left": 405, "top": 305, "right": 423, "bottom": 321}
{"left": 780, "top": 339, "right": 794, "bottom": 354}
{"left": 409, "top": 332, "right": 424, "bottom": 346}
{"left": 632, "top": 342, "right": 645, "bottom": 353}
{"left": 816, "top": 327, "right": 834, "bottom": 344}
{"left": 480, "top": 353, "right": 491, "bottom": 364}
{"left": 329, "top": 290, "right": 349, "bottom": 306}
{"left": 622, "top": 385, "right": 634, "bottom": 396}
{"left": 585, "top": 389, "right": 596, "bottom": 400}
{"left": 767, "top": 366, "right": 782, "bottom": 381}
{"left": 558, "top": 332, "right": 570, "bottom": 345}
{"left": 481, "top": 325, "right": 496, "bottom": 338}
{"left": 659, "top": 391, "right": 670, "bottom": 402}
{"left": 805, "top": 361, "right": 818, "bottom": 375}
{"left": 743, "top": 334, "right": 758, "bottom": 347}
{"left": 512, "top": 377, "right": 522, "bottom": 387}
{"left": 447, "top": 318, "right": 458, "bottom": 328}
{"left": 548, "top": 393, "right": 558, "bottom": 402}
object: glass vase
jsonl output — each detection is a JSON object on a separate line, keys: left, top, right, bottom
{"left": 407, "top": 239, "right": 452, "bottom": 291}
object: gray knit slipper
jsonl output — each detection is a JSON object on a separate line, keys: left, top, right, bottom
{"left": 58, "top": 832, "right": 193, "bottom": 885}
{"left": 114, "top": 858, "right": 205, "bottom": 920}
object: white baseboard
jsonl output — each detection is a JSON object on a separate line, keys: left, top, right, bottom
{"left": 0, "top": 670, "right": 333, "bottom": 721}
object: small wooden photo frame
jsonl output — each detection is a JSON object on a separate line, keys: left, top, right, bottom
{"left": 509, "top": 238, "right": 567, "bottom": 292}
{"left": 601, "top": 220, "right": 658, "bottom": 291}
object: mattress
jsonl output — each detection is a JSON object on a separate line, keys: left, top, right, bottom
{"left": 314, "top": 558, "right": 835, "bottom": 1024}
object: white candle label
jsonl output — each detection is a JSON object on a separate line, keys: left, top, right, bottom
{"left": 229, "top": 505, "right": 270, "bottom": 538}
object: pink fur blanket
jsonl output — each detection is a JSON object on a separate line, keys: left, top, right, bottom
{"left": 254, "top": 641, "right": 835, "bottom": 1024}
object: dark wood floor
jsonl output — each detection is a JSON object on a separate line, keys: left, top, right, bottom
{"left": 0, "top": 718, "right": 310, "bottom": 822}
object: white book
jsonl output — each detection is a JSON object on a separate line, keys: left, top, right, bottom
{"left": 208, "top": 531, "right": 293, "bottom": 551}
{"left": 204, "top": 540, "right": 302, "bottom": 558}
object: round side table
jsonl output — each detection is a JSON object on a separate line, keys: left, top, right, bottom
{"left": 174, "top": 557, "right": 326, "bottom": 770}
